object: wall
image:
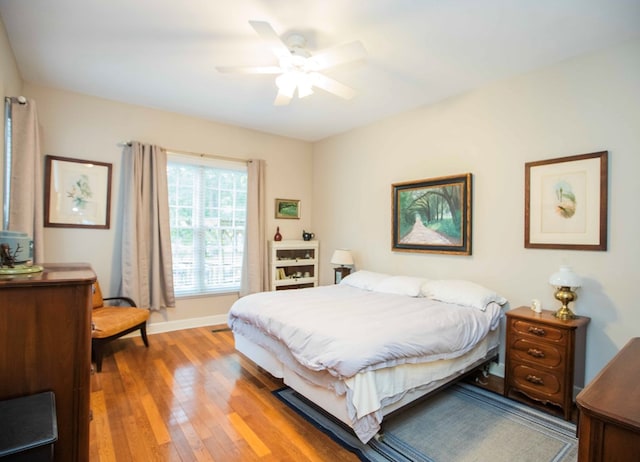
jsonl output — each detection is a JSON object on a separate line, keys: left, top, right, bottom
{"left": 312, "top": 38, "right": 640, "bottom": 383}
{"left": 0, "top": 16, "right": 23, "bottom": 217}
{"left": 23, "top": 84, "right": 313, "bottom": 330}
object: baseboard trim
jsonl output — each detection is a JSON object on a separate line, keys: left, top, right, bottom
{"left": 147, "top": 314, "right": 228, "bottom": 334}
{"left": 121, "top": 314, "right": 228, "bottom": 338}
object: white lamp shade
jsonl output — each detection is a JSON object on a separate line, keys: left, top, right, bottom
{"left": 331, "top": 249, "right": 354, "bottom": 266}
{"left": 549, "top": 265, "right": 582, "bottom": 288}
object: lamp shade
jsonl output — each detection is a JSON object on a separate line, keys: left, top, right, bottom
{"left": 331, "top": 249, "right": 354, "bottom": 266}
{"left": 549, "top": 265, "right": 582, "bottom": 288}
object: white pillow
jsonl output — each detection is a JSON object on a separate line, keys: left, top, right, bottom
{"left": 421, "top": 279, "right": 507, "bottom": 311}
{"left": 340, "top": 270, "right": 391, "bottom": 290}
{"left": 374, "top": 276, "right": 429, "bottom": 297}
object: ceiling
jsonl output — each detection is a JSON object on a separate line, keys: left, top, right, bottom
{"left": 1, "top": 1, "right": 639, "bottom": 142}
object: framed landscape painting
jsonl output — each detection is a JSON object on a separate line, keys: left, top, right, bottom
{"left": 525, "top": 151, "right": 608, "bottom": 250}
{"left": 392, "top": 173, "right": 472, "bottom": 255}
{"left": 275, "top": 198, "right": 300, "bottom": 219}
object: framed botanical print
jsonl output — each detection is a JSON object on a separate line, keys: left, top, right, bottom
{"left": 525, "top": 151, "right": 608, "bottom": 250}
{"left": 45, "top": 155, "right": 112, "bottom": 229}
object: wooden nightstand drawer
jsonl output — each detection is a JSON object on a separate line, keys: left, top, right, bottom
{"left": 510, "top": 338, "right": 563, "bottom": 368}
{"left": 510, "top": 363, "right": 563, "bottom": 398}
{"left": 504, "top": 306, "right": 589, "bottom": 421}
{"left": 511, "top": 319, "right": 567, "bottom": 344}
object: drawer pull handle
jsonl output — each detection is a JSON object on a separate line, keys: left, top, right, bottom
{"left": 527, "top": 348, "right": 545, "bottom": 358}
{"left": 525, "top": 374, "right": 544, "bottom": 385}
{"left": 528, "top": 326, "right": 546, "bottom": 336}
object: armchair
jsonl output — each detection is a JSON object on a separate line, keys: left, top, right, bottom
{"left": 91, "top": 281, "right": 150, "bottom": 372}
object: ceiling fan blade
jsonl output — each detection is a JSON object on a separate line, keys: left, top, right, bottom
{"left": 274, "top": 88, "right": 293, "bottom": 106}
{"left": 309, "top": 73, "right": 356, "bottom": 100}
{"left": 309, "top": 41, "right": 367, "bottom": 71}
{"left": 249, "top": 20, "right": 291, "bottom": 60}
{"left": 216, "top": 65, "right": 282, "bottom": 74}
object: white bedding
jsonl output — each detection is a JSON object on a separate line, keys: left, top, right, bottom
{"left": 228, "top": 284, "right": 502, "bottom": 379}
{"left": 228, "top": 279, "right": 505, "bottom": 443}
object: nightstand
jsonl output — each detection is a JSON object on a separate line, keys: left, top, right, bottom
{"left": 504, "top": 306, "right": 590, "bottom": 420}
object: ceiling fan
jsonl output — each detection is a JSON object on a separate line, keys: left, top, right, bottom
{"left": 216, "top": 21, "right": 367, "bottom": 106}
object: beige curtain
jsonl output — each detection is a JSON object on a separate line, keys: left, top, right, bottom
{"left": 240, "top": 159, "right": 266, "bottom": 296}
{"left": 120, "top": 141, "right": 175, "bottom": 309}
{"left": 6, "top": 98, "right": 44, "bottom": 262}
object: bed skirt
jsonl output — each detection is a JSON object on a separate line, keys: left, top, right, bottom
{"left": 233, "top": 327, "right": 500, "bottom": 442}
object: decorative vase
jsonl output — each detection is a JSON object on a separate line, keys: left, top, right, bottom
{"left": 274, "top": 227, "right": 282, "bottom": 241}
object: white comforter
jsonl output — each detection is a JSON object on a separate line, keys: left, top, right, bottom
{"left": 228, "top": 284, "right": 502, "bottom": 379}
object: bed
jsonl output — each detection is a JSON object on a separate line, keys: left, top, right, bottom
{"left": 228, "top": 271, "right": 507, "bottom": 443}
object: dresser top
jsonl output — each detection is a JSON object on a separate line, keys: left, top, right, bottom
{"left": 577, "top": 337, "right": 640, "bottom": 431}
{"left": 0, "top": 263, "right": 96, "bottom": 287}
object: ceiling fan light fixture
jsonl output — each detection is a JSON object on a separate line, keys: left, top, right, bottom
{"left": 296, "top": 73, "right": 314, "bottom": 98}
{"left": 276, "top": 71, "right": 314, "bottom": 99}
{"left": 275, "top": 72, "right": 297, "bottom": 98}
{"left": 220, "top": 21, "right": 366, "bottom": 106}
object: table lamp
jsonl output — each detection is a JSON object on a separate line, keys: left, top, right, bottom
{"left": 549, "top": 265, "right": 582, "bottom": 320}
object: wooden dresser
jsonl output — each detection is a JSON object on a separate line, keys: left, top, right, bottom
{"left": 0, "top": 263, "right": 95, "bottom": 462}
{"left": 576, "top": 337, "right": 640, "bottom": 461}
{"left": 504, "top": 306, "right": 590, "bottom": 420}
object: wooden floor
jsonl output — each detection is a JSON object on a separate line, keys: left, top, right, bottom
{"left": 89, "top": 325, "right": 359, "bottom": 461}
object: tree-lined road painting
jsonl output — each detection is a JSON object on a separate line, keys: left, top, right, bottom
{"left": 398, "top": 183, "right": 463, "bottom": 246}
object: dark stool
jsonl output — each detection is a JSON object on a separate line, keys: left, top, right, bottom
{"left": 0, "top": 392, "right": 57, "bottom": 462}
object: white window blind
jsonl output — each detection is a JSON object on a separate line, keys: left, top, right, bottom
{"left": 167, "top": 153, "right": 247, "bottom": 296}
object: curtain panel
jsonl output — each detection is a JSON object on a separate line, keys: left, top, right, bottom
{"left": 120, "top": 141, "right": 175, "bottom": 310}
{"left": 240, "top": 158, "right": 266, "bottom": 296}
{"left": 6, "top": 98, "right": 44, "bottom": 262}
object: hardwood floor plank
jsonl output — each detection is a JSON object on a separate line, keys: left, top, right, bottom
{"left": 228, "top": 412, "right": 272, "bottom": 458}
{"left": 89, "top": 390, "right": 116, "bottom": 462}
{"left": 90, "top": 325, "right": 359, "bottom": 461}
{"left": 141, "top": 392, "right": 173, "bottom": 445}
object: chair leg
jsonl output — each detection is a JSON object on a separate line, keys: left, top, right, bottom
{"left": 94, "top": 344, "right": 104, "bottom": 373}
{"left": 141, "top": 324, "right": 149, "bottom": 347}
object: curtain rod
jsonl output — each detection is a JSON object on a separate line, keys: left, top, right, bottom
{"left": 118, "top": 141, "right": 250, "bottom": 164}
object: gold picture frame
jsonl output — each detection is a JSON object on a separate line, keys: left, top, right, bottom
{"left": 275, "top": 198, "right": 300, "bottom": 219}
{"left": 525, "top": 151, "right": 608, "bottom": 250}
{"left": 392, "top": 173, "right": 472, "bottom": 255}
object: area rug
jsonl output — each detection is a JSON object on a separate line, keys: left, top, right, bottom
{"left": 274, "top": 382, "right": 577, "bottom": 462}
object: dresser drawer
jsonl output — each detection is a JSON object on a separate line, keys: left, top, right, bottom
{"left": 509, "top": 338, "right": 563, "bottom": 368}
{"left": 511, "top": 319, "right": 568, "bottom": 345}
{"left": 509, "top": 363, "right": 563, "bottom": 400}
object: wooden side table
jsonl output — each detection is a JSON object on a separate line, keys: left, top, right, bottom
{"left": 504, "top": 306, "right": 590, "bottom": 420}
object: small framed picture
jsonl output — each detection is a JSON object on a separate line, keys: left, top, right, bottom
{"left": 44, "top": 155, "right": 112, "bottom": 229}
{"left": 275, "top": 198, "right": 300, "bottom": 219}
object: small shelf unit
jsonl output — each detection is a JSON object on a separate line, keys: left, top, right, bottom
{"left": 269, "top": 240, "right": 319, "bottom": 291}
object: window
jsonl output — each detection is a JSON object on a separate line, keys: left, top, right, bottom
{"left": 167, "top": 153, "right": 247, "bottom": 296}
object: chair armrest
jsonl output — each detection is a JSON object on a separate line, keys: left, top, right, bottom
{"left": 102, "top": 296, "right": 137, "bottom": 307}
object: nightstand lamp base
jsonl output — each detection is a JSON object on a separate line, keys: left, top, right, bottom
{"left": 553, "top": 286, "right": 577, "bottom": 320}
{"left": 549, "top": 265, "right": 581, "bottom": 321}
